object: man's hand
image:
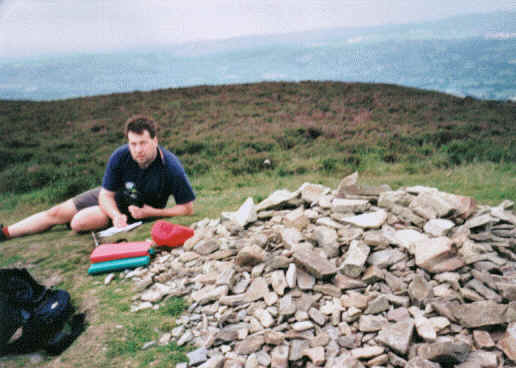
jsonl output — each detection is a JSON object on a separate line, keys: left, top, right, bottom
{"left": 128, "top": 204, "right": 152, "bottom": 220}
{"left": 113, "top": 212, "right": 128, "bottom": 228}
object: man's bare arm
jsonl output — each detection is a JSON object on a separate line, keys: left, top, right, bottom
{"left": 99, "top": 188, "right": 128, "bottom": 227}
{"left": 128, "top": 201, "right": 194, "bottom": 220}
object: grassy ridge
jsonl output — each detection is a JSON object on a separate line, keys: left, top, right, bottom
{"left": 0, "top": 81, "right": 515, "bottom": 367}
{"left": 1, "top": 81, "right": 515, "bottom": 206}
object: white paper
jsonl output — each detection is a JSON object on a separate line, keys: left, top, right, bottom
{"left": 97, "top": 221, "right": 143, "bottom": 238}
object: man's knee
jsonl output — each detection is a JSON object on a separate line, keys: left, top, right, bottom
{"left": 70, "top": 208, "right": 109, "bottom": 233}
{"left": 69, "top": 216, "right": 88, "bottom": 233}
{"left": 46, "top": 201, "right": 77, "bottom": 224}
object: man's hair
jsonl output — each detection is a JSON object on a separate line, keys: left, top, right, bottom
{"left": 124, "top": 115, "right": 158, "bottom": 138}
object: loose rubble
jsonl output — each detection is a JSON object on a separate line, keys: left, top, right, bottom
{"left": 121, "top": 173, "right": 516, "bottom": 367}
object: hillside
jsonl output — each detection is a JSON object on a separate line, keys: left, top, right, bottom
{"left": 1, "top": 81, "right": 515, "bottom": 206}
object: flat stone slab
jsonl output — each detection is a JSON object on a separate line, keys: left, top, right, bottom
{"left": 377, "top": 318, "right": 415, "bottom": 355}
{"left": 415, "top": 237, "right": 454, "bottom": 272}
{"left": 293, "top": 248, "right": 338, "bottom": 280}
{"left": 424, "top": 219, "right": 455, "bottom": 237}
{"left": 342, "top": 210, "right": 388, "bottom": 229}
{"left": 451, "top": 300, "right": 510, "bottom": 328}
{"left": 332, "top": 198, "right": 371, "bottom": 214}
{"left": 257, "top": 189, "right": 298, "bottom": 211}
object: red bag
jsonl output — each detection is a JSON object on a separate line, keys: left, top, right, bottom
{"left": 151, "top": 220, "right": 194, "bottom": 247}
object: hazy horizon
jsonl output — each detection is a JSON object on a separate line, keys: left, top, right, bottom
{"left": 1, "top": 0, "right": 515, "bottom": 59}
{"left": 1, "top": 10, "right": 515, "bottom": 102}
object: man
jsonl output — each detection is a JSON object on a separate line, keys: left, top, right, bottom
{"left": 0, "top": 115, "right": 195, "bottom": 241}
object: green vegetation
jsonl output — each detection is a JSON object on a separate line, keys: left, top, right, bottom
{"left": 0, "top": 81, "right": 515, "bottom": 367}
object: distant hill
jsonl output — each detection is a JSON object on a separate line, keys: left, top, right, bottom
{"left": 1, "top": 11, "right": 515, "bottom": 101}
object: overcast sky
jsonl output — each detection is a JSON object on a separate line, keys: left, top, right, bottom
{"left": 1, "top": 0, "right": 515, "bottom": 58}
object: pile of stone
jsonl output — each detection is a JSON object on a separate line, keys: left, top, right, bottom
{"left": 122, "top": 172, "right": 516, "bottom": 367}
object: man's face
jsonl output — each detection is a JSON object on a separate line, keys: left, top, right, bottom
{"left": 127, "top": 130, "right": 158, "bottom": 168}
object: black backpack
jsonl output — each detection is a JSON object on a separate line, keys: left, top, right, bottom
{"left": 0, "top": 268, "right": 85, "bottom": 356}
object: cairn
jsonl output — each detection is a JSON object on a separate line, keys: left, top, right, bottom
{"left": 122, "top": 173, "right": 516, "bottom": 367}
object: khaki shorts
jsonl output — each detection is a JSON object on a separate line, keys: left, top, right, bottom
{"left": 72, "top": 187, "right": 101, "bottom": 211}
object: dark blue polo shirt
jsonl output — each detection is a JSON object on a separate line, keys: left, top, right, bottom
{"left": 102, "top": 145, "right": 195, "bottom": 212}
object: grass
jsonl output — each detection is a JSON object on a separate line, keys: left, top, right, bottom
{"left": 0, "top": 81, "right": 515, "bottom": 367}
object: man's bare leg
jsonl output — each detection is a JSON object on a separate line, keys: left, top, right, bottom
{"left": 6, "top": 200, "right": 78, "bottom": 238}
{"left": 70, "top": 206, "right": 110, "bottom": 232}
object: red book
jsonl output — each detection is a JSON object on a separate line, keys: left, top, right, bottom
{"left": 90, "top": 242, "right": 152, "bottom": 263}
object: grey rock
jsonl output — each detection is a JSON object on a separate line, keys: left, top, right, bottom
{"left": 234, "top": 334, "right": 265, "bottom": 355}
{"left": 264, "top": 330, "right": 286, "bottom": 345}
{"left": 392, "top": 229, "right": 428, "bottom": 254}
{"left": 300, "top": 183, "right": 331, "bottom": 205}
{"left": 198, "top": 355, "right": 225, "bottom": 368}
{"left": 178, "top": 330, "right": 194, "bottom": 346}
{"left": 257, "top": 189, "right": 298, "bottom": 211}
{"left": 424, "top": 218, "right": 455, "bottom": 237}
{"left": 271, "top": 345, "right": 289, "bottom": 368}
{"left": 254, "top": 308, "right": 274, "bottom": 328}
{"left": 313, "top": 226, "right": 339, "bottom": 258}
{"left": 464, "top": 214, "right": 498, "bottom": 229}
{"left": 342, "top": 210, "right": 388, "bottom": 229}
{"left": 187, "top": 347, "right": 209, "bottom": 365}
{"left": 417, "top": 341, "right": 471, "bottom": 364}
{"left": 377, "top": 318, "right": 415, "bottom": 355}
{"left": 391, "top": 204, "right": 426, "bottom": 227}
{"left": 236, "top": 245, "right": 266, "bottom": 266}
{"left": 192, "top": 285, "right": 229, "bottom": 305}
{"left": 286, "top": 263, "right": 296, "bottom": 288}
{"left": 296, "top": 268, "right": 316, "bottom": 290}
{"left": 332, "top": 198, "right": 371, "bottom": 213}
{"left": 279, "top": 294, "right": 297, "bottom": 316}
{"left": 232, "top": 197, "right": 257, "bottom": 228}
{"left": 350, "top": 345, "right": 385, "bottom": 359}
{"left": 408, "top": 274, "right": 433, "bottom": 304}
{"left": 363, "top": 295, "right": 390, "bottom": 314}
{"left": 414, "top": 237, "right": 454, "bottom": 272}
{"left": 293, "top": 248, "right": 337, "bottom": 280}
{"left": 194, "top": 239, "right": 220, "bottom": 255}
{"left": 491, "top": 205, "right": 516, "bottom": 225}
{"left": 334, "top": 273, "right": 367, "bottom": 290}
{"left": 340, "top": 240, "right": 370, "bottom": 278}
{"left": 359, "top": 315, "right": 388, "bottom": 332}
{"left": 337, "top": 173, "right": 391, "bottom": 198}
{"left": 497, "top": 322, "right": 516, "bottom": 360}
{"left": 409, "top": 191, "right": 455, "bottom": 219}
{"left": 414, "top": 316, "right": 437, "bottom": 342}
{"left": 308, "top": 307, "right": 327, "bottom": 326}
{"left": 378, "top": 190, "right": 415, "bottom": 209}
{"left": 246, "top": 277, "right": 269, "bottom": 302}
{"left": 284, "top": 206, "right": 310, "bottom": 231}
{"left": 142, "top": 341, "right": 156, "bottom": 350}
{"left": 452, "top": 300, "right": 510, "bottom": 327}
{"left": 406, "top": 357, "right": 440, "bottom": 368}
{"left": 279, "top": 227, "right": 304, "bottom": 249}
{"left": 289, "top": 339, "right": 311, "bottom": 361}
{"left": 362, "top": 230, "right": 390, "bottom": 248}
{"left": 367, "top": 249, "right": 406, "bottom": 268}
{"left": 302, "top": 346, "right": 325, "bottom": 366}
{"left": 271, "top": 270, "right": 288, "bottom": 296}
{"left": 140, "top": 283, "right": 173, "bottom": 303}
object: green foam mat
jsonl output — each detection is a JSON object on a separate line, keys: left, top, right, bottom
{"left": 88, "top": 256, "right": 150, "bottom": 275}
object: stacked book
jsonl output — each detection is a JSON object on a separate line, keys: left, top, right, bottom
{"left": 88, "top": 241, "right": 153, "bottom": 275}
